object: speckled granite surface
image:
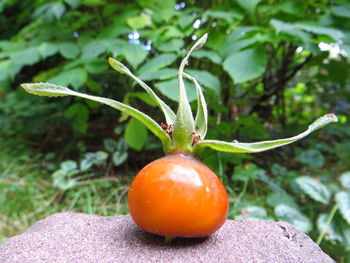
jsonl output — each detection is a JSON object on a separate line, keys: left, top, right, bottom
{"left": 0, "top": 213, "right": 334, "bottom": 263}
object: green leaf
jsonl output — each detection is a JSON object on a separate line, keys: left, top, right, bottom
{"left": 183, "top": 73, "right": 208, "bottom": 139}
{"left": 270, "top": 19, "right": 310, "bottom": 42}
{"left": 237, "top": 0, "right": 261, "bottom": 15}
{"left": 274, "top": 204, "right": 312, "bottom": 233}
{"left": 137, "top": 53, "right": 177, "bottom": 75}
{"left": 295, "top": 176, "right": 331, "bottom": 204}
{"left": 233, "top": 163, "right": 266, "bottom": 182}
{"left": 52, "top": 160, "right": 79, "bottom": 190}
{"left": 139, "top": 68, "right": 177, "bottom": 81}
{"left": 81, "top": 42, "right": 106, "bottom": 58}
{"left": 127, "top": 14, "right": 151, "bottom": 30}
{"left": 204, "top": 10, "right": 243, "bottom": 24}
{"left": 20, "top": 82, "right": 172, "bottom": 152}
{"left": 48, "top": 68, "right": 88, "bottom": 90}
{"left": 157, "top": 39, "right": 184, "bottom": 52}
{"left": 122, "top": 44, "right": 148, "bottom": 69}
{"left": 154, "top": 78, "right": 197, "bottom": 102}
{"left": 223, "top": 47, "right": 267, "bottom": 84}
{"left": 38, "top": 42, "right": 58, "bottom": 58}
{"left": 112, "top": 151, "right": 128, "bottom": 166}
{"left": 332, "top": 5, "right": 350, "bottom": 19}
{"left": 80, "top": 151, "right": 108, "bottom": 171}
{"left": 296, "top": 149, "right": 325, "bottom": 168}
{"left": 103, "top": 139, "right": 119, "bottom": 153}
{"left": 237, "top": 206, "right": 268, "bottom": 220}
{"left": 65, "top": 103, "right": 89, "bottom": 133}
{"left": 125, "top": 118, "right": 148, "bottom": 151}
{"left": 60, "top": 160, "right": 78, "bottom": 171}
{"left": 186, "top": 69, "right": 221, "bottom": 95}
{"left": 219, "top": 27, "right": 258, "bottom": 57}
{"left": 267, "top": 192, "right": 298, "bottom": 209}
{"left": 84, "top": 59, "right": 108, "bottom": 74}
{"left": 65, "top": 0, "right": 80, "bottom": 8}
{"left": 192, "top": 50, "right": 222, "bottom": 64}
{"left": 295, "top": 24, "right": 344, "bottom": 42}
{"left": 59, "top": 42, "right": 80, "bottom": 59}
{"left": 193, "top": 113, "right": 338, "bottom": 154}
{"left": 340, "top": 172, "right": 350, "bottom": 189}
{"left": 317, "top": 213, "right": 350, "bottom": 244}
{"left": 127, "top": 92, "right": 157, "bottom": 107}
{"left": 11, "top": 47, "right": 41, "bottom": 66}
{"left": 108, "top": 58, "right": 176, "bottom": 124}
{"left": 336, "top": 191, "right": 350, "bottom": 225}
{"left": 172, "top": 33, "right": 208, "bottom": 152}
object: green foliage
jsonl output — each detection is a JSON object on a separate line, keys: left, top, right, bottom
{"left": 1, "top": 1, "right": 350, "bottom": 261}
{"left": 295, "top": 176, "right": 331, "bottom": 204}
{"left": 274, "top": 204, "right": 312, "bottom": 233}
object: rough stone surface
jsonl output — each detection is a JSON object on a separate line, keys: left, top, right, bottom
{"left": 0, "top": 213, "right": 334, "bottom": 263}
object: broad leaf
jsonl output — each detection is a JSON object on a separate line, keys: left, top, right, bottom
{"left": 139, "top": 68, "right": 177, "bottom": 81}
{"left": 81, "top": 42, "right": 106, "bottom": 58}
{"left": 122, "top": 44, "right": 148, "bottom": 68}
{"left": 137, "top": 53, "right": 177, "bottom": 75}
{"left": 112, "top": 151, "right": 128, "bottom": 166}
{"left": 295, "top": 176, "right": 331, "bottom": 204}
{"left": 59, "top": 42, "right": 80, "bottom": 59}
{"left": 237, "top": 206, "right": 268, "bottom": 220}
{"left": 223, "top": 47, "right": 267, "bottom": 84}
{"left": 127, "top": 14, "right": 151, "bottom": 30}
{"left": 192, "top": 50, "right": 222, "bottom": 64}
{"left": 332, "top": 5, "right": 350, "bottom": 19}
{"left": 340, "top": 172, "right": 350, "bottom": 189}
{"left": 21, "top": 83, "right": 171, "bottom": 152}
{"left": 48, "top": 68, "right": 87, "bottom": 90}
{"left": 296, "top": 149, "right": 325, "bottom": 168}
{"left": 274, "top": 204, "right": 312, "bottom": 233}
{"left": 109, "top": 58, "right": 176, "bottom": 124}
{"left": 317, "top": 214, "right": 344, "bottom": 243}
{"left": 11, "top": 47, "right": 41, "bottom": 66}
{"left": 80, "top": 151, "right": 108, "bottom": 171}
{"left": 38, "top": 42, "right": 58, "bottom": 58}
{"left": 295, "top": 24, "right": 344, "bottom": 42}
{"left": 336, "top": 191, "right": 350, "bottom": 225}
{"left": 237, "top": 0, "right": 261, "bottom": 15}
{"left": 154, "top": 78, "right": 197, "bottom": 102}
{"left": 186, "top": 69, "right": 221, "bottom": 95}
{"left": 193, "top": 113, "right": 338, "bottom": 154}
{"left": 125, "top": 118, "right": 148, "bottom": 151}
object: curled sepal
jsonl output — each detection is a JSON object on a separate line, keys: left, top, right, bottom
{"left": 193, "top": 113, "right": 338, "bottom": 154}
{"left": 108, "top": 58, "right": 176, "bottom": 125}
{"left": 183, "top": 72, "right": 208, "bottom": 139}
{"left": 21, "top": 83, "right": 172, "bottom": 153}
{"left": 172, "top": 34, "right": 208, "bottom": 152}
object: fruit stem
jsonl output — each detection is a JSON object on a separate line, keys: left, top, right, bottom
{"left": 164, "top": 236, "right": 175, "bottom": 243}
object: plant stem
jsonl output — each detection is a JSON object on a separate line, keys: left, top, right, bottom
{"left": 316, "top": 203, "right": 338, "bottom": 245}
{"left": 233, "top": 178, "right": 249, "bottom": 219}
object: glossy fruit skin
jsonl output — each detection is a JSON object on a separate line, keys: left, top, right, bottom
{"left": 128, "top": 153, "right": 229, "bottom": 238}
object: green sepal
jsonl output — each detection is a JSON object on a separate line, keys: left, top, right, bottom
{"left": 193, "top": 114, "right": 338, "bottom": 154}
{"left": 183, "top": 72, "right": 208, "bottom": 139}
{"left": 172, "top": 34, "right": 208, "bottom": 152}
{"left": 108, "top": 58, "right": 176, "bottom": 125}
{"left": 21, "top": 82, "right": 172, "bottom": 153}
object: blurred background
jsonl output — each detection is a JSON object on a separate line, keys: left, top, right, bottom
{"left": 0, "top": 0, "right": 349, "bottom": 261}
